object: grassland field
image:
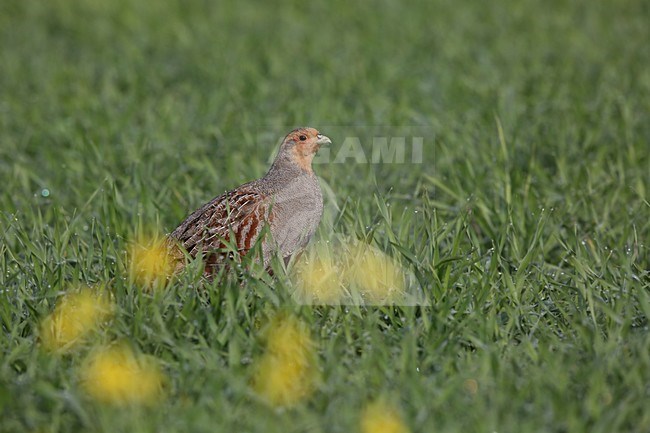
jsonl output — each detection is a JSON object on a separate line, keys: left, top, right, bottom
{"left": 1, "top": 0, "right": 649, "bottom": 432}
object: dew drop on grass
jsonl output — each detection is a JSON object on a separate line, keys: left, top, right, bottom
{"left": 41, "top": 188, "right": 50, "bottom": 197}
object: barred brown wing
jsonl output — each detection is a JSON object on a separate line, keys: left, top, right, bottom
{"left": 169, "top": 188, "right": 273, "bottom": 271}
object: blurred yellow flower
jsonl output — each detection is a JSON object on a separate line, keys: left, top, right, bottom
{"left": 360, "top": 399, "right": 410, "bottom": 433}
{"left": 290, "top": 240, "right": 408, "bottom": 305}
{"left": 345, "top": 243, "right": 405, "bottom": 304}
{"left": 253, "top": 315, "right": 319, "bottom": 407}
{"left": 40, "top": 288, "right": 113, "bottom": 352}
{"left": 128, "top": 235, "right": 175, "bottom": 287}
{"left": 463, "top": 378, "right": 479, "bottom": 396}
{"left": 292, "top": 246, "right": 345, "bottom": 304}
{"left": 80, "top": 343, "right": 165, "bottom": 405}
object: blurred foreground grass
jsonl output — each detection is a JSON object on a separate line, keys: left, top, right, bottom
{"left": 1, "top": 0, "right": 649, "bottom": 432}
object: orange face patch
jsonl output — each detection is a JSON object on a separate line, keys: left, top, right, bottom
{"left": 285, "top": 128, "right": 320, "bottom": 145}
{"left": 291, "top": 146, "right": 315, "bottom": 173}
{"left": 286, "top": 128, "right": 322, "bottom": 173}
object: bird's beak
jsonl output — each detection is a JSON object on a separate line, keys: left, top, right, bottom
{"left": 316, "top": 134, "right": 332, "bottom": 146}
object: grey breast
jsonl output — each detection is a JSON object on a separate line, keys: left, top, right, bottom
{"left": 269, "top": 175, "right": 323, "bottom": 259}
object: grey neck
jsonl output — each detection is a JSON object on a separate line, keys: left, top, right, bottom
{"left": 259, "top": 150, "right": 313, "bottom": 192}
{"left": 255, "top": 151, "right": 316, "bottom": 194}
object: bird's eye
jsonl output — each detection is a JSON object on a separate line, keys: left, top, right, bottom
{"left": 299, "top": 135, "right": 307, "bottom": 141}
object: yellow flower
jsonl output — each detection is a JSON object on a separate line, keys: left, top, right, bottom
{"left": 360, "top": 399, "right": 410, "bottom": 433}
{"left": 80, "top": 343, "right": 165, "bottom": 405}
{"left": 40, "top": 288, "right": 113, "bottom": 352}
{"left": 345, "top": 243, "right": 405, "bottom": 304}
{"left": 253, "top": 315, "right": 319, "bottom": 406}
{"left": 128, "top": 235, "right": 175, "bottom": 288}
{"left": 291, "top": 240, "right": 407, "bottom": 305}
{"left": 463, "top": 378, "right": 479, "bottom": 396}
{"left": 292, "top": 245, "right": 345, "bottom": 304}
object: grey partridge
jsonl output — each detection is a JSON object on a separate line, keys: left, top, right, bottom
{"left": 169, "top": 127, "right": 331, "bottom": 274}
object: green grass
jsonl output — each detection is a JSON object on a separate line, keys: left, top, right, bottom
{"left": 1, "top": 0, "right": 649, "bottom": 431}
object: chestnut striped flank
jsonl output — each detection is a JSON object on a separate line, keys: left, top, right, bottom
{"left": 169, "top": 188, "right": 273, "bottom": 272}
